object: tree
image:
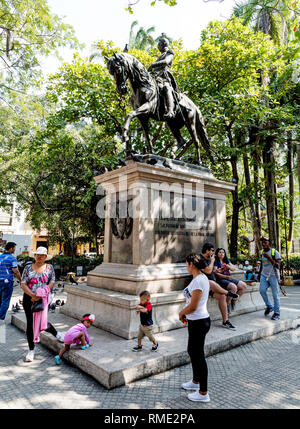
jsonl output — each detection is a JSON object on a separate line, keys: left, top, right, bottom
{"left": 173, "top": 18, "right": 283, "bottom": 257}
{"left": 233, "top": 0, "right": 299, "bottom": 251}
{"left": 233, "top": 0, "right": 298, "bottom": 45}
{"left": 0, "top": 112, "right": 120, "bottom": 254}
{"left": 126, "top": 0, "right": 177, "bottom": 13}
{"left": 128, "top": 21, "right": 156, "bottom": 51}
{"left": 50, "top": 30, "right": 297, "bottom": 258}
{"left": 1, "top": 23, "right": 297, "bottom": 259}
{"left": 0, "top": 0, "right": 79, "bottom": 98}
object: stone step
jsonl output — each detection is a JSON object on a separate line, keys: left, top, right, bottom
{"left": 60, "top": 282, "right": 264, "bottom": 339}
{"left": 11, "top": 290, "right": 300, "bottom": 390}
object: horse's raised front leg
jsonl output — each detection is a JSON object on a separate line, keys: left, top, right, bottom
{"left": 123, "top": 102, "right": 154, "bottom": 154}
{"left": 123, "top": 111, "right": 136, "bottom": 155}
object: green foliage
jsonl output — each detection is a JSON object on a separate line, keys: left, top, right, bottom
{"left": 283, "top": 255, "right": 300, "bottom": 277}
{"left": 46, "top": 53, "right": 126, "bottom": 136}
{"left": 126, "top": 0, "right": 177, "bottom": 13}
{"left": 51, "top": 254, "right": 103, "bottom": 275}
{"left": 16, "top": 254, "right": 34, "bottom": 263}
{"left": 231, "top": 254, "right": 300, "bottom": 278}
{"left": 128, "top": 21, "right": 156, "bottom": 51}
{"left": 1, "top": 15, "right": 298, "bottom": 259}
{"left": 233, "top": 0, "right": 300, "bottom": 45}
{"left": 0, "top": 0, "right": 79, "bottom": 95}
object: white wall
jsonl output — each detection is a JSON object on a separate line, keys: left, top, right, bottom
{"left": 0, "top": 202, "right": 33, "bottom": 255}
{"left": 2, "top": 234, "right": 32, "bottom": 256}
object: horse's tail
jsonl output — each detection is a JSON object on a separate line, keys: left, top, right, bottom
{"left": 195, "top": 108, "right": 215, "bottom": 165}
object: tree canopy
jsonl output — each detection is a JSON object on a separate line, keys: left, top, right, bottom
{"left": 126, "top": 0, "right": 177, "bottom": 13}
{"left": 0, "top": 4, "right": 299, "bottom": 258}
{"left": 0, "top": 0, "right": 79, "bottom": 99}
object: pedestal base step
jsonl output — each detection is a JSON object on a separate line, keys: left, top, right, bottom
{"left": 11, "top": 295, "right": 300, "bottom": 389}
{"left": 60, "top": 283, "right": 265, "bottom": 339}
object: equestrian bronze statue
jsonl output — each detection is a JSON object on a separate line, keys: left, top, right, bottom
{"left": 106, "top": 34, "right": 214, "bottom": 164}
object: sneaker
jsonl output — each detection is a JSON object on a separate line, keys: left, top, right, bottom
{"left": 227, "top": 291, "right": 239, "bottom": 299}
{"left": 56, "top": 332, "right": 65, "bottom": 343}
{"left": 222, "top": 320, "right": 236, "bottom": 330}
{"left": 181, "top": 380, "right": 200, "bottom": 390}
{"left": 152, "top": 342, "right": 159, "bottom": 351}
{"left": 81, "top": 345, "right": 89, "bottom": 350}
{"left": 25, "top": 350, "right": 35, "bottom": 362}
{"left": 132, "top": 345, "right": 143, "bottom": 352}
{"left": 188, "top": 391, "right": 210, "bottom": 402}
{"left": 264, "top": 306, "right": 273, "bottom": 316}
{"left": 54, "top": 355, "right": 61, "bottom": 365}
{"left": 271, "top": 313, "right": 280, "bottom": 321}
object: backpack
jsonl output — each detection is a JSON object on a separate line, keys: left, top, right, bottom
{"left": 260, "top": 248, "right": 276, "bottom": 259}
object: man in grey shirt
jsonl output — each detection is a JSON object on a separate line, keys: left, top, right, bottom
{"left": 258, "top": 237, "right": 281, "bottom": 320}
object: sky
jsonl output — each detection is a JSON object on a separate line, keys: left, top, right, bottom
{"left": 43, "top": 0, "right": 237, "bottom": 74}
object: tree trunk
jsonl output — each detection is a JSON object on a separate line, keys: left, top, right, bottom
{"left": 63, "top": 240, "right": 72, "bottom": 257}
{"left": 262, "top": 136, "right": 277, "bottom": 248}
{"left": 252, "top": 148, "right": 262, "bottom": 251}
{"left": 243, "top": 153, "right": 262, "bottom": 253}
{"left": 226, "top": 125, "right": 240, "bottom": 259}
{"left": 287, "top": 132, "right": 294, "bottom": 250}
{"left": 229, "top": 152, "right": 241, "bottom": 259}
{"left": 274, "top": 183, "right": 281, "bottom": 251}
{"left": 297, "top": 143, "right": 300, "bottom": 196}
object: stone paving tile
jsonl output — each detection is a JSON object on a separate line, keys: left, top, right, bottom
{"left": 1, "top": 286, "right": 300, "bottom": 409}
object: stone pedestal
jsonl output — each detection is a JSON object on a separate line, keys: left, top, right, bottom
{"left": 62, "top": 156, "right": 239, "bottom": 338}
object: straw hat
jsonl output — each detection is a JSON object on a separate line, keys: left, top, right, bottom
{"left": 30, "top": 246, "right": 52, "bottom": 261}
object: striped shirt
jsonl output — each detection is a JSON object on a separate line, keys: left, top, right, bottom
{"left": 0, "top": 252, "right": 18, "bottom": 281}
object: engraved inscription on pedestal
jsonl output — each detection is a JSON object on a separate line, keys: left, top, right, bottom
{"left": 154, "top": 195, "right": 216, "bottom": 263}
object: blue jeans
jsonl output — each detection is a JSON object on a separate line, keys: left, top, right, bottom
{"left": 259, "top": 275, "right": 280, "bottom": 315}
{"left": 0, "top": 279, "right": 14, "bottom": 320}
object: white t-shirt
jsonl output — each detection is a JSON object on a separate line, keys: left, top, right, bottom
{"left": 261, "top": 249, "right": 281, "bottom": 279}
{"left": 183, "top": 274, "right": 210, "bottom": 320}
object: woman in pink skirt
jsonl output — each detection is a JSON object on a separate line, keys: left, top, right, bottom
{"left": 55, "top": 313, "right": 95, "bottom": 365}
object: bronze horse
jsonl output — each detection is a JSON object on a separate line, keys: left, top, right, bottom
{"left": 106, "top": 53, "right": 214, "bottom": 164}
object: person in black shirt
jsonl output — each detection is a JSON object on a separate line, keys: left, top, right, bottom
{"left": 200, "top": 243, "right": 237, "bottom": 330}
{"left": 132, "top": 291, "right": 158, "bottom": 352}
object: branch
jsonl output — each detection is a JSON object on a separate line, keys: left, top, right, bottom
{"left": 32, "top": 187, "right": 65, "bottom": 212}
{"left": 159, "top": 137, "right": 174, "bottom": 157}
{"left": 32, "top": 174, "right": 66, "bottom": 212}
{"left": 0, "top": 83, "right": 27, "bottom": 94}
{"left": 6, "top": 181, "right": 35, "bottom": 207}
{"left": 175, "top": 139, "right": 194, "bottom": 160}
{"left": 151, "top": 122, "right": 164, "bottom": 146}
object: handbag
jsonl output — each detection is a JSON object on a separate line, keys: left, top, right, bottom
{"left": 31, "top": 299, "right": 44, "bottom": 313}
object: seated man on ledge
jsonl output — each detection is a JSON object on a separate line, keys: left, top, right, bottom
{"left": 199, "top": 243, "right": 238, "bottom": 331}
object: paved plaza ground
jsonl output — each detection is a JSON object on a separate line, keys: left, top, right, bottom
{"left": 1, "top": 285, "right": 300, "bottom": 409}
